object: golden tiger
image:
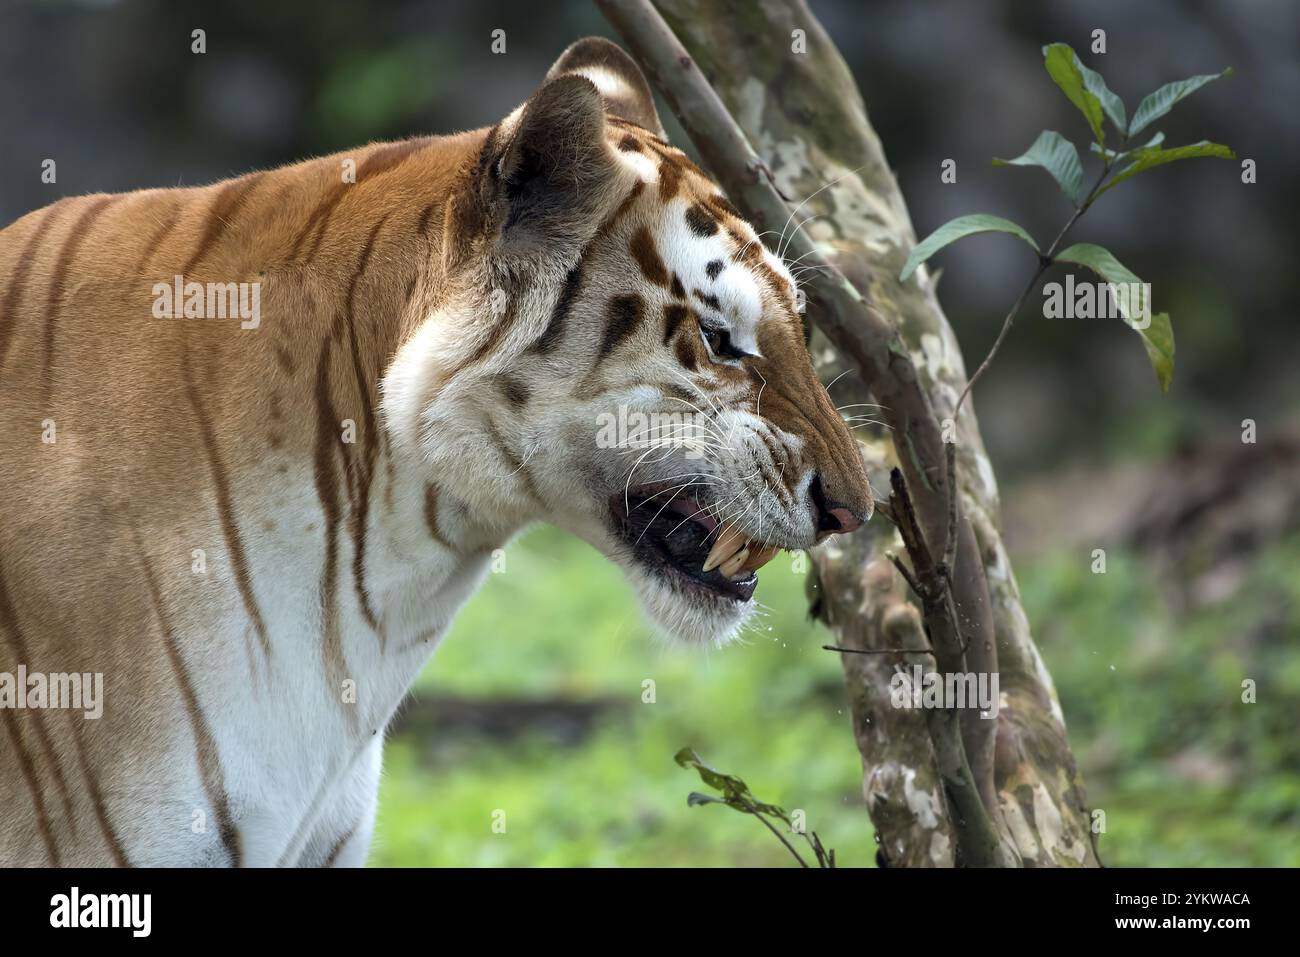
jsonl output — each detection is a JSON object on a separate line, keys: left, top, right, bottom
{"left": 0, "top": 38, "right": 871, "bottom": 866}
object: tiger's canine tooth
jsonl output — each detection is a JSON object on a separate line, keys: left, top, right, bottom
{"left": 740, "top": 542, "right": 779, "bottom": 572}
{"left": 702, "top": 523, "right": 746, "bottom": 572}
{"left": 720, "top": 548, "right": 750, "bottom": 579}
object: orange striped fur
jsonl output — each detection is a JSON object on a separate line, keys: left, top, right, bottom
{"left": 0, "top": 38, "right": 870, "bottom": 866}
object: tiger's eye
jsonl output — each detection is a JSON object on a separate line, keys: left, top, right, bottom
{"left": 702, "top": 325, "right": 744, "bottom": 360}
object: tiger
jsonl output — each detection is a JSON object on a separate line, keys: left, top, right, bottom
{"left": 0, "top": 37, "right": 872, "bottom": 867}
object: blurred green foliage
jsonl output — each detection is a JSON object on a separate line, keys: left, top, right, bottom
{"left": 371, "top": 524, "right": 1300, "bottom": 867}
{"left": 313, "top": 37, "right": 450, "bottom": 147}
{"left": 371, "top": 526, "right": 873, "bottom": 866}
{"left": 1022, "top": 539, "right": 1300, "bottom": 867}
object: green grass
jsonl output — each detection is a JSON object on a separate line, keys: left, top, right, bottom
{"left": 370, "top": 526, "right": 874, "bottom": 867}
{"left": 371, "top": 525, "right": 1300, "bottom": 867}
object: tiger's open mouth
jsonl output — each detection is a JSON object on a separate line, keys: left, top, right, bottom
{"left": 610, "top": 484, "right": 780, "bottom": 602}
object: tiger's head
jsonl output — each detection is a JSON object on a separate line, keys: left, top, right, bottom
{"left": 386, "top": 38, "right": 871, "bottom": 645}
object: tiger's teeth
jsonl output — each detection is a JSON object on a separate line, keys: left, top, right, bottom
{"left": 720, "top": 548, "right": 750, "bottom": 579}
{"left": 741, "top": 542, "right": 780, "bottom": 572}
{"left": 702, "top": 524, "right": 746, "bottom": 573}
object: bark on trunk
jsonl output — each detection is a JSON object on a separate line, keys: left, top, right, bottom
{"left": 635, "top": 0, "right": 1101, "bottom": 866}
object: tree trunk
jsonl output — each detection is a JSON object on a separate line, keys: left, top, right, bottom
{"left": 623, "top": 0, "right": 1101, "bottom": 866}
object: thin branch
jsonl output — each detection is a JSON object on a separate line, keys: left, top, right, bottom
{"left": 746, "top": 803, "right": 810, "bottom": 868}
{"left": 872, "top": 498, "right": 898, "bottom": 526}
{"left": 954, "top": 159, "right": 1116, "bottom": 418}
{"left": 940, "top": 441, "right": 959, "bottom": 577}
{"left": 889, "top": 467, "right": 934, "bottom": 585}
{"left": 889, "top": 551, "right": 924, "bottom": 598}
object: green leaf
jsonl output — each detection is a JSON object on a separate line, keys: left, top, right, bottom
{"left": 1140, "top": 313, "right": 1176, "bottom": 394}
{"left": 674, "top": 747, "right": 786, "bottom": 817}
{"left": 1090, "top": 131, "right": 1164, "bottom": 163}
{"left": 1129, "top": 68, "right": 1232, "bottom": 137}
{"left": 686, "top": 792, "right": 728, "bottom": 807}
{"left": 1091, "top": 143, "right": 1125, "bottom": 162}
{"left": 1076, "top": 59, "right": 1126, "bottom": 132}
{"left": 1054, "top": 243, "right": 1174, "bottom": 391}
{"left": 674, "top": 747, "right": 746, "bottom": 796}
{"left": 1097, "top": 140, "right": 1236, "bottom": 197}
{"left": 994, "top": 130, "right": 1086, "bottom": 204}
{"left": 899, "top": 214, "right": 1039, "bottom": 281}
{"left": 1042, "top": 43, "right": 1106, "bottom": 145}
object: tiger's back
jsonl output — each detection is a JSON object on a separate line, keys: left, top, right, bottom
{"left": 0, "top": 134, "right": 486, "bottom": 865}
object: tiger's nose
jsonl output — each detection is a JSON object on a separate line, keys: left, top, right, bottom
{"left": 809, "top": 473, "right": 868, "bottom": 534}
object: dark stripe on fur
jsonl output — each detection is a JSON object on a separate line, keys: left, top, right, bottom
{"left": 343, "top": 215, "right": 390, "bottom": 637}
{"left": 0, "top": 202, "right": 69, "bottom": 376}
{"left": 704, "top": 193, "right": 743, "bottom": 221}
{"left": 662, "top": 303, "right": 691, "bottom": 345}
{"left": 41, "top": 196, "right": 117, "bottom": 405}
{"left": 531, "top": 265, "right": 581, "bottom": 354}
{"left": 629, "top": 226, "right": 668, "bottom": 287}
{"left": 0, "top": 709, "right": 59, "bottom": 864}
{"left": 685, "top": 202, "right": 718, "bottom": 237}
{"left": 138, "top": 539, "right": 242, "bottom": 867}
{"left": 464, "top": 295, "right": 521, "bottom": 369}
{"left": 598, "top": 294, "right": 644, "bottom": 360}
{"left": 183, "top": 174, "right": 261, "bottom": 274}
{"left": 656, "top": 152, "right": 682, "bottom": 200}
{"left": 323, "top": 826, "right": 356, "bottom": 867}
{"left": 605, "top": 179, "right": 645, "bottom": 228}
{"left": 0, "top": 557, "right": 77, "bottom": 832}
{"left": 693, "top": 288, "right": 722, "bottom": 312}
{"left": 647, "top": 140, "right": 709, "bottom": 181}
{"left": 499, "top": 375, "right": 530, "bottom": 408}
{"left": 68, "top": 725, "right": 130, "bottom": 867}
{"left": 423, "top": 484, "right": 455, "bottom": 551}
{"left": 311, "top": 330, "right": 352, "bottom": 711}
{"left": 292, "top": 138, "right": 430, "bottom": 263}
{"left": 182, "top": 354, "right": 272, "bottom": 659}
{"left": 675, "top": 334, "right": 700, "bottom": 371}
{"left": 133, "top": 200, "right": 184, "bottom": 277}
{"left": 415, "top": 202, "right": 436, "bottom": 237}
{"left": 486, "top": 418, "right": 543, "bottom": 504}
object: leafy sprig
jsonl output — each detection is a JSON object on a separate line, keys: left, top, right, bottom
{"left": 674, "top": 747, "right": 835, "bottom": 868}
{"left": 900, "top": 43, "right": 1235, "bottom": 399}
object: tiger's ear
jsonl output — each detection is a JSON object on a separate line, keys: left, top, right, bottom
{"left": 545, "top": 37, "right": 666, "bottom": 139}
{"left": 479, "top": 73, "right": 621, "bottom": 261}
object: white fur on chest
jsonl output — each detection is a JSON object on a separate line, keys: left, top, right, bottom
{"left": 160, "top": 447, "right": 498, "bottom": 866}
